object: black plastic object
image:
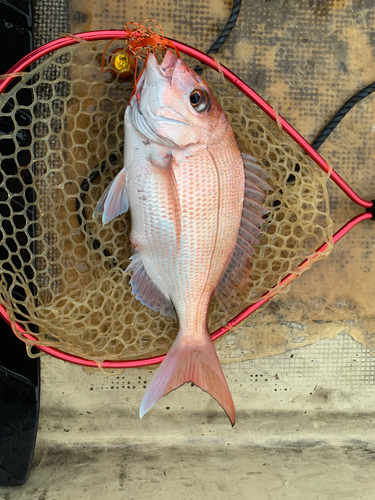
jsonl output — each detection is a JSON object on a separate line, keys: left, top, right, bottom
{"left": 0, "top": 0, "right": 40, "bottom": 487}
{"left": 0, "top": 326, "right": 40, "bottom": 486}
{"left": 0, "top": 1, "right": 33, "bottom": 73}
{"left": 366, "top": 201, "right": 375, "bottom": 221}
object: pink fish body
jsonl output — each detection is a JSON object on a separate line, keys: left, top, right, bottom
{"left": 97, "top": 51, "right": 270, "bottom": 424}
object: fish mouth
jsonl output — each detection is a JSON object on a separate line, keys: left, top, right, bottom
{"left": 159, "top": 50, "right": 179, "bottom": 78}
{"left": 130, "top": 50, "right": 189, "bottom": 144}
{"left": 133, "top": 51, "right": 178, "bottom": 103}
{"left": 142, "top": 51, "right": 188, "bottom": 126}
{"left": 144, "top": 50, "right": 178, "bottom": 84}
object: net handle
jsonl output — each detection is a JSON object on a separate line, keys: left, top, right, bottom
{"left": 0, "top": 31, "right": 372, "bottom": 368}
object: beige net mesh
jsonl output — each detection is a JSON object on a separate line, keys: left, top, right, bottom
{"left": 0, "top": 40, "right": 333, "bottom": 363}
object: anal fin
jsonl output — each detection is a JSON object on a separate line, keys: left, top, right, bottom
{"left": 95, "top": 168, "right": 129, "bottom": 224}
{"left": 126, "top": 253, "right": 176, "bottom": 320}
{"left": 151, "top": 153, "right": 181, "bottom": 248}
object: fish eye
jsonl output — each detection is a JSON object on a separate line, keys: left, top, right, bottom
{"left": 189, "top": 89, "right": 210, "bottom": 112}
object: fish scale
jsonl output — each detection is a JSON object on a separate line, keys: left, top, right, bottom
{"left": 97, "top": 50, "right": 270, "bottom": 424}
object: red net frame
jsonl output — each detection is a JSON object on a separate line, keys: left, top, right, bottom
{"left": 0, "top": 30, "right": 373, "bottom": 369}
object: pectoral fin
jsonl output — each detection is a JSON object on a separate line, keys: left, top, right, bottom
{"left": 150, "top": 152, "right": 181, "bottom": 248}
{"left": 126, "top": 252, "right": 176, "bottom": 320}
{"left": 95, "top": 168, "right": 129, "bottom": 224}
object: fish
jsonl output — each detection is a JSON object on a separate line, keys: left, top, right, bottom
{"left": 96, "top": 50, "right": 271, "bottom": 424}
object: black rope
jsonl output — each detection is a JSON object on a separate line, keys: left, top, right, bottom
{"left": 207, "top": 0, "right": 242, "bottom": 55}
{"left": 195, "top": 0, "right": 242, "bottom": 74}
{"left": 311, "top": 81, "right": 375, "bottom": 219}
{"left": 312, "top": 82, "right": 375, "bottom": 151}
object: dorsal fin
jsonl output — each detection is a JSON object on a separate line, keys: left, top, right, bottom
{"left": 245, "top": 186, "right": 267, "bottom": 204}
{"left": 215, "top": 154, "right": 273, "bottom": 311}
{"left": 150, "top": 152, "right": 181, "bottom": 249}
{"left": 126, "top": 253, "right": 176, "bottom": 319}
{"left": 242, "top": 153, "right": 270, "bottom": 180}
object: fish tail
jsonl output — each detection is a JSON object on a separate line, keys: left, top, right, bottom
{"left": 139, "top": 334, "right": 235, "bottom": 425}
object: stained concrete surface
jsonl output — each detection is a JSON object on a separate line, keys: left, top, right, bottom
{"left": 2, "top": 348, "right": 375, "bottom": 498}
{"left": 3, "top": 0, "right": 375, "bottom": 498}
{"left": 3, "top": 445, "right": 375, "bottom": 500}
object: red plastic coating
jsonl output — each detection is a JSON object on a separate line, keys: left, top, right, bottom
{"left": 0, "top": 31, "right": 373, "bottom": 367}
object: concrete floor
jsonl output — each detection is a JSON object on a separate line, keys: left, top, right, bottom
{"left": 3, "top": 444, "right": 375, "bottom": 500}
{"left": 2, "top": 342, "right": 375, "bottom": 499}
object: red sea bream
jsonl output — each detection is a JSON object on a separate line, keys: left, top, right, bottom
{"left": 96, "top": 50, "right": 271, "bottom": 424}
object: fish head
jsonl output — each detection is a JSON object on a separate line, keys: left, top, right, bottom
{"left": 130, "top": 50, "right": 229, "bottom": 149}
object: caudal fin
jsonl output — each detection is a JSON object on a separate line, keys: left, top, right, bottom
{"left": 140, "top": 336, "right": 235, "bottom": 425}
